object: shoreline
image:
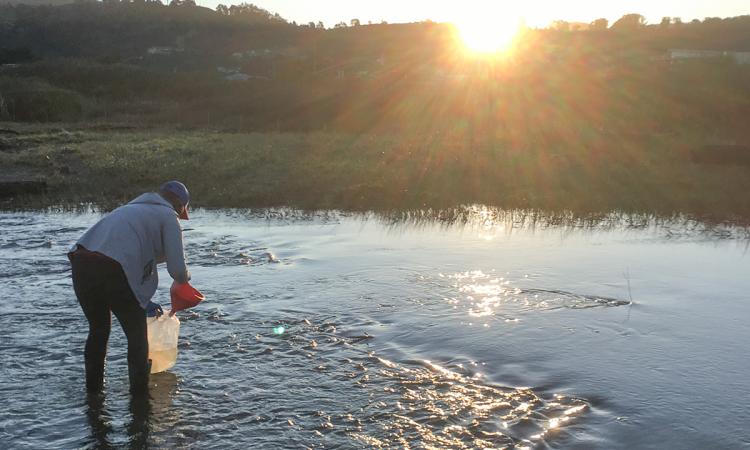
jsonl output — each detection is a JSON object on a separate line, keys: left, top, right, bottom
{"left": 2, "top": 123, "right": 750, "bottom": 226}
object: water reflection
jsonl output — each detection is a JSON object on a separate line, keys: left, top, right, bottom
{"left": 375, "top": 205, "right": 750, "bottom": 239}
{"left": 436, "top": 269, "right": 630, "bottom": 323}
{"left": 126, "top": 395, "right": 150, "bottom": 449}
{"left": 347, "top": 356, "right": 589, "bottom": 448}
{"left": 85, "top": 394, "right": 114, "bottom": 450}
{"left": 147, "top": 372, "right": 180, "bottom": 447}
{"left": 5, "top": 203, "right": 750, "bottom": 239}
{"left": 3, "top": 209, "right": 749, "bottom": 448}
{"left": 83, "top": 373, "right": 179, "bottom": 450}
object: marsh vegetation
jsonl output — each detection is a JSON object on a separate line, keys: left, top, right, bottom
{"left": 2, "top": 125, "right": 749, "bottom": 225}
{"left": 2, "top": 3, "right": 750, "bottom": 223}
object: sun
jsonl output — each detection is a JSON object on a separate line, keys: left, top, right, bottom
{"left": 455, "top": 15, "right": 523, "bottom": 56}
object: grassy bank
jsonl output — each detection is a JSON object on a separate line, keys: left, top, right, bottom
{"left": 2, "top": 123, "right": 750, "bottom": 224}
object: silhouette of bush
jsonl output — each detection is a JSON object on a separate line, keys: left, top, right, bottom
{"left": 0, "top": 76, "right": 86, "bottom": 121}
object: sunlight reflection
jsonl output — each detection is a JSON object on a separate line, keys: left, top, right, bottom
{"left": 394, "top": 358, "right": 587, "bottom": 446}
{"left": 440, "top": 268, "right": 630, "bottom": 320}
{"left": 536, "top": 401, "right": 588, "bottom": 439}
{"left": 449, "top": 269, "right": 518, "bottom": 318}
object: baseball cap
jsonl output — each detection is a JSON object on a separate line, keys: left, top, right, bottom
{"left": 159, "top": 180, "right": 190, "bottom": 220}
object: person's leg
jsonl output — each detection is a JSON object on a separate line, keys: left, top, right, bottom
{"left": 70, "top": 257, "right": 112, "bottom": 393}
{"left": 128, "top": 388, "right": 152, "bottom": 445}
{"left": 109, "top": 270, "right": 150, "bottom": 396}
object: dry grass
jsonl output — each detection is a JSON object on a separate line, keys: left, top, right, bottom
{"left": 1, "top": 123, "right": 750, "bottom": 225}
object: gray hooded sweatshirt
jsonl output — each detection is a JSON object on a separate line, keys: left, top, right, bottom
{"left": 72, "top": 192, "right": 190, "bottom": 309}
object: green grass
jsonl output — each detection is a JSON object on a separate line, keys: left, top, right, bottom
{"left": 1, "top": 123, "right": 749, "bottom": 224}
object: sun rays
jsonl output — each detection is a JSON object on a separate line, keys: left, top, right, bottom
{"left": 454, "top": 12, "right": 524, "bottom": 56}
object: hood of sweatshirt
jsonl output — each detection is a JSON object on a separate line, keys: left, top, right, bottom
{"left": 129, "top": 192, "right": 177, "bottom": 214}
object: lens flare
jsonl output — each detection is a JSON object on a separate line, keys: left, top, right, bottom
{"left": 455, "top": 15, "right": 523, "bottom": 55}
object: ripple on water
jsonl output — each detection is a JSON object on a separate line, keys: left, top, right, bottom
{"left": 346, "top": 356, "right": 589, "bottom": 449}
{"left": 155, "top": 315, "right": 589, "bottom": 449}
{"left": 0, "top": 212, "right": 592, "bottom": 449}
{"left": 185, "top": 234, "right": 281, "bottom": 267}
{"left": 432, "top": 270, "right": 630, "bottom": 320}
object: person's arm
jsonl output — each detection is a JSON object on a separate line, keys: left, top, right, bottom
{"left": 162, "top": 217, "right": 190, "bottom": 284}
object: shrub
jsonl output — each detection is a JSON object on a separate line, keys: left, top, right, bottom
{"left": 0, "top": 76, "right": 87, "bottom": 122}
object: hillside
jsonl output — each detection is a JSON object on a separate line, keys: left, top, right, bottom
{"left": 0, "top": 0, "right": 76, "bottom": 5}
{"left": 0, "top": 3, "right": 749, "bottom": 137}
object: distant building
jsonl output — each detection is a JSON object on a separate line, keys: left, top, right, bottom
{"left": 669, "top": 49, "right": 750, "bottom": 65}
{"left": 147, "top": 46, "right": 181, "bottom": 56}
{"left": 733, "top": 52, "right": 750, "bottom": 65}
{"left": 231, "top": 49, "right": 288, "bottom": 61}
{"left": 224, "top": 73, "right": 252, "bottom": 81}
{"left": 217, "top": 66, "right": 266, "bottom": 81}
{"left": 217, "top": 66, "right": 240, "bottom": 74}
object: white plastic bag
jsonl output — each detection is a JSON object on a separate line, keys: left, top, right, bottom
{"left": 147, "top": 311, "right": 180, "bottom": 374}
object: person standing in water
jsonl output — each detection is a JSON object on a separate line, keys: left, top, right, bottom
{"left": 68, "top": 181, "right": 191, "bottom": 395}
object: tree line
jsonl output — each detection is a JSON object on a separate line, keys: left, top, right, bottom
{"left": 0, "top": 2, "right": 749, "bottom": 136}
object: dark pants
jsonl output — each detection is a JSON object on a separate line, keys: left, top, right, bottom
{"left": 69, "top": 247, "right": 150, "bottom": 395}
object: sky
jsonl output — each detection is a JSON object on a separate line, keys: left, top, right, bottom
{"left": 196, "top": 0, "right": 750, "bottom": 28}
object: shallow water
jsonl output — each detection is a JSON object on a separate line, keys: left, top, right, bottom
{"left": 1, "top": 208, "right": 749, "bottom": 449}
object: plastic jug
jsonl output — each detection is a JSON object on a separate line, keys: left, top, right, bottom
{"left": 147, "top": 311, "right": 180, "bottom": 374}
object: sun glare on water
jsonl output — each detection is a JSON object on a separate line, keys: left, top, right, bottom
{"left": 455, "top": 14, "right": 523, "bottom": 56}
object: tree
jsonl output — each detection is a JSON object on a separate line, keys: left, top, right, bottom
{"left": 551, "top": 20, "right": 570, "bottom": 31}
{"left": 611, "top": 13, "right": 646, "bottom": 30}
{"left": 660, "top": 17, "right": 671, "bottom": 28}
{"left": 350, "top": 18, "right": 360, "bottom": 27}
{"left": 0, "top": 47, "right": 34, "bottom": 64}
{"left": 334, "top": 21, "right": 347, "bottom": 28}
{"left": 590, "top": 18, "right": 608, "bottom": 30}
{"left": 316, "top": 21, "right": 325, "bottom": 29}
{"left": 216, "top": 4, "right": 229, "bottom": 15}
{"left": 226, "top": 3, "right": 287, "bottom": 23}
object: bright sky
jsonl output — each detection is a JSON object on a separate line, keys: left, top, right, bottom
{"left": 196, "top": 0, "right": 750, "bottom": 28}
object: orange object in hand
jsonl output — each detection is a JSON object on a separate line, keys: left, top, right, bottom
{"left": 170, "top": 281, "right": 205, "bottom": 316}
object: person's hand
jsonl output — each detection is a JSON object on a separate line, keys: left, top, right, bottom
{"left": 146, "top": 301, "right": 163, "bottom": 318}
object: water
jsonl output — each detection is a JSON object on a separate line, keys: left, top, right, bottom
{"left": 1, "top": 208, "right": 749, "bottom": 449}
